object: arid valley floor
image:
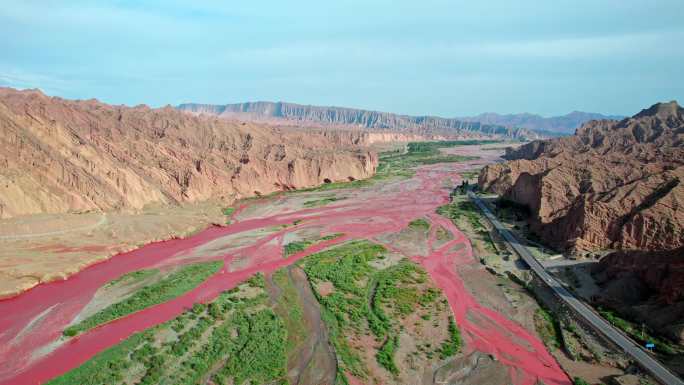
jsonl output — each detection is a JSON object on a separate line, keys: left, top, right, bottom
{"left": 0, "top": 143, "right": 656, "bottom": 385}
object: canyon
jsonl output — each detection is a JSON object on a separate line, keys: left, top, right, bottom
{"left": 0, "top": 87, "right": 676, "bottom": 385}
{"left": 0, "top": 145, "right": 573, "bottom": 385}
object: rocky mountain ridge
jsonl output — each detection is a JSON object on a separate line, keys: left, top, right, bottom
{"left": 177, "top": 101, "right": 541, "bottom": 141}
{"left": 479, "top": 100, "right": 683, "bottom": 252}
{"left": 0, "top": 88, "right": 377, "bottom": 219}
{"left": 461, "top": 111, "right": 624, "bottom": 134}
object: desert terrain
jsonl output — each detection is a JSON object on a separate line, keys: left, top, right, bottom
{"left": 0, "top": 141, "right": 656, "bottom": 385}
{"left": 2, "top": 2, "right": 681, "bottom": 385}
{"left": 0, "top": 87, "right": 378, "bottom": 297}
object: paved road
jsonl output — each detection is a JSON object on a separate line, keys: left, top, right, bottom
{"left": 468, "top": 192, "right": 684, "bottom": 385}
{"left": 541, "top": 259, "right": 598, "bottom": 269}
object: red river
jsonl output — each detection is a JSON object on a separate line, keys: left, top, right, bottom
{"left": 0, "top": 161, "right": 571, "bottom": 385}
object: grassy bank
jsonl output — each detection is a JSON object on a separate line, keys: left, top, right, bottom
{"left": 437, "top": 198, "right": 497, "bottom": 254}
{"left": 272, "top": 269, "right": 307, "bottom": 353}
{"left": 303, "top": 196, "right": 345, "bottom": 208}
{"left": 299, "top": 240, "right": 459, "bottom": 382}
{"left": 63, "top": 261, "right": 223, "bottom": 336}
{"left": 283, "top": 233, "right": 344, "bottom": 258}
{"left": 598, "top": 307, "right": 681, "bottom": 356}
{"left": 408, "top": 218, "right": 431, "bottom": 231}
{"left": 301, "top": 140, "right": 488, "bottom": 193}
{"left": 50, "top": 273, "right": 289, "bottom": 385}
{"left": 299, "top": 240, "right": 384, "bottom": 379}
{"left": 534, "top": 308, "right": 563, "bottom": 350}
{"left": 439, "top": 316, "right": 462, "bottom": 358}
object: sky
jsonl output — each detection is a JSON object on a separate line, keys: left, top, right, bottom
{"left": 1, "top": 0, "right": 683, "bottom": 117}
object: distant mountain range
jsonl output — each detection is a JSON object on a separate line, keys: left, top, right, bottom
{"left": 177, "top": 101, "right": 543, "bottom": 141}
{"left": 177, "top": 101, "right": 624, "bottom": 139}
{"left": 460, "top": 111, "right": 625, "bottom": 134}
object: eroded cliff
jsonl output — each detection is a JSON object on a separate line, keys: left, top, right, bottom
{"left": 592, "top": 247, "right": 684, "bottom": 343}
{"left": 479, "top": 101, "right": 684, "bottom": 252}
{"left": 0, "top": 88, "right": 377, "bottom": 219}
{"left": 178, "top": 101, "right": 541, "bottom": 141}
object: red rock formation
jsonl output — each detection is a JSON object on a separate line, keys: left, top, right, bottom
{"left": 0, "top": 88, "right": 377, "bottom": 218}
{"left": 592, "top": 247, "right": 684, "bottom": 343}
{"left": 595, "top": 247, "right": 684, "bottom": 305}
{"left": 479, "top": 101, "right": 684, "bottom": 252}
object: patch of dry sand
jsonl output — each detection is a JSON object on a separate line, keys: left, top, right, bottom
{"left": 0, "top": 202, "right": 225, "bottom": 298}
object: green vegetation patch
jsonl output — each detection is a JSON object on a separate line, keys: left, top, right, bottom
{"left": 299, "top": 240, "right": 386, "bottom": 378}
{"left": 408, "top": 218, "right": 431, "bottom": 232}
{"left": 272, "top": 269, "right": 306, "bottom": 353}
{"left": 50, "top": 273, "right": 289, "bottom": 385}
{"left": 303, "top": 196, "right": 345, "bottom": 208}
{"left": 47, "top": 328, "right": 150, "bottom": 385}
{"left": 534, "top": 308, "right": 563, "bottom": 350}
{"left": 459, "top": 170, "right": 480, "bottom": 180}
{"left": 214, "top": 309, "right": 288, "bottom": 385}
{"left": 437, "top": 199, "right": 497, "bottom": 254}
{"left": 438, "top": 316, "right": 462, "bottom": 358}
{"left": 300, "top": 140, "right": 490, "bottom": 193}
{"left": 284, "top": 240, "right": 311, "bottom": 257}
{"left": 64, "top": 261, "right": 223, "bottom": 337}
{"left": 106, "top": 269, "right": 159, "bottom": 288}
{"left": 369, "top": 260, "right": 446, "bottom": 373}
{"left": 300, "top": 240, "right": 460, "bottom": 379}
{"left": 374, "top": 141, "right": 482, "bottom": 181}
{"left": 435, "top": 226, "right": 452, "bottom": 242}
{"left": 599, "top": 307, "right": 680, "bottom": 356}
{"left": 283, "top": 233, "right": 343, "bottom": 258}
{"left": 438, "top": 200, "right": 484, "bottom": 232}
{"left": 406, "top": 140, "right": 498, "bottom": 154}
{"left": 222, "top": 207, "right": 235, "bottom": 224}
{"left": 376, "top": 335, "right": 400, "bottom": 375}
{"left": 373, "top": 261, "right": 430, "bottom": 320}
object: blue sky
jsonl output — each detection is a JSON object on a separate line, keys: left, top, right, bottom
{"left": 1, "top": 1, "right": 683, "bottom": 116}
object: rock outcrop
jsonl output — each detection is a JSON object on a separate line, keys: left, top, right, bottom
{"left": 284, "top": 129, "right": 453, "bottom": 147}
{"left": 593, "top": 247, "right": 684, "bottom": 343}
{"left": 479, "top": 101, "right": 684, "bottom": 252}
{"left": 178, "top": 101, "right": 542, "bottom": 141}
{"left": 0, "top": 88, "right": 377, "bottom": 219}
{"left": 595, "top": 247, "right": 684, "bottom": 305}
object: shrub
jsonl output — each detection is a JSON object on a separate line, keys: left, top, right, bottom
{"left": 63, "top": 261, "right": 222, "bottom": 336}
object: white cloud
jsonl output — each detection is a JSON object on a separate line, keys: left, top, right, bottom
{"left": 0, "top": 69, "right": 68, "bottom": 94}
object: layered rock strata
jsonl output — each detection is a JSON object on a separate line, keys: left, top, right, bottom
{"left": 479, "top": 101, "right": 683, "bottom": 252}
{"left": 178, "top": 101, "right": 541, "bottom": 141}
{"left": 0, "top": 88, "right": 377, "bottom": 219}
